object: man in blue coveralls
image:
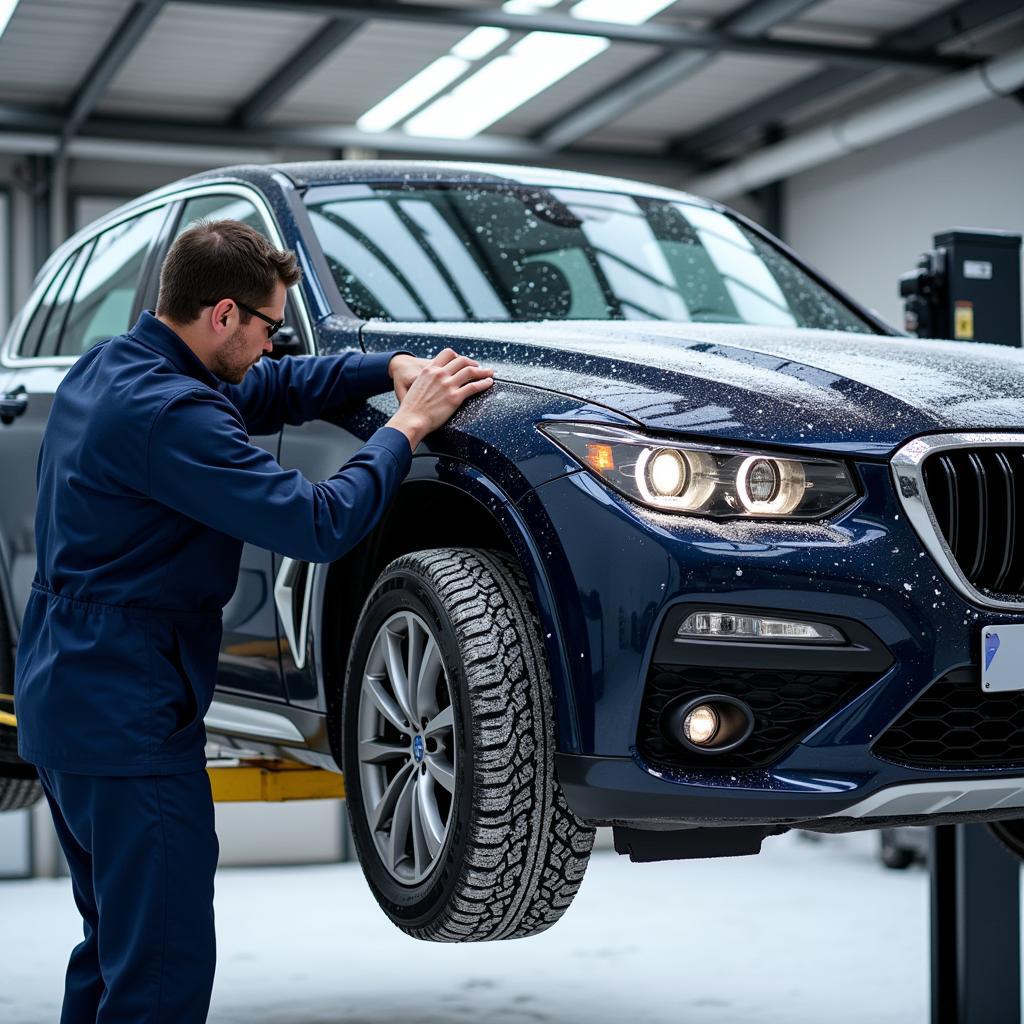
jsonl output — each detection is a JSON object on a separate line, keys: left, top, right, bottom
{"left": 13, "top": 218, "right": 494, "bottom": 1023}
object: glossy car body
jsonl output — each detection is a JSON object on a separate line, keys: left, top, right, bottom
{"left": 3, "top": 160, "right": 1024, "bottom": 860}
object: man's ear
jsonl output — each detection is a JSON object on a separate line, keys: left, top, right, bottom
{"left": 209, "top": 298, "right": 235, "bottom": 334}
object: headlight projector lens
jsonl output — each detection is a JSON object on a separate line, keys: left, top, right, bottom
{"left": 663, "top": 695, "right": 755, "bottom": 755}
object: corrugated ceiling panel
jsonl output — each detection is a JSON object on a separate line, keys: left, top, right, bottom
{"left": 267, "top": 19, "right": 470, "bottom": 125}
{"left": 0, "top": 0, "right": 133, "bottom": 105}
{"left": 583, "top": 52, "right": 820, "bottom": 145}
{"left": 778, "top": 0, "right": 954, "bottom": 39}
{"left": 96, "top": 1, "right": 325, "bottom": 121}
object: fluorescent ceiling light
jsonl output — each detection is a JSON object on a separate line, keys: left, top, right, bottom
{"left": 0, "top": 0, "right": 20, "bottom": 40}
{"left": 356, "top": 55, "right": 469, "bottom": 133}
{"left": 570, "top": 0, "right": 677, "bottom": 24}
{"left": 405, "top": 31, "right": 609, "bottom": 139}
{"left": 502, "top": 0, "right": 559, "bottom": 13}
{"left": 451, "top": 26, "right": 510, "bottom": 61}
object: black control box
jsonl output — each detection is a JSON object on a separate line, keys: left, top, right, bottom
{"left": 900, "top": 229, "right": 1021, "bottom": 347}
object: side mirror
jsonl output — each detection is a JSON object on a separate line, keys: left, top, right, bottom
{"left": 270, "top": 326, "right": 304, "bottom": 358}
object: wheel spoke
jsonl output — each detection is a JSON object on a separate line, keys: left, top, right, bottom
{"left": 416, "top": 772, "right": 447, "bottom": 855}
{"left": 423, "top": 704, "right": 453, "bottom": 739}
{"left": 409, "top": 777, "right": 429, "bottom": 876}
{"left": 387, "top": 768, "right": 417, "bottom": 874}
{"left": 415, "top": 636, "right": 442, "bottom": 721}
{"left": 369, "top": 761, "right": 414, "bottom": 834}
{"left": 363, "top": 673, "right": 407, "bottom": 733}
{"left": 405, "top": 615, "right": 426, "bottom": 720}
{"left": 425, "top": 753, "right": 455, "bottom": 795}
{"left": 384, "top": 626, "right": 415, "bottom": 725}
{"left": 359, "top": 738, "right": 408, "bottom": 765}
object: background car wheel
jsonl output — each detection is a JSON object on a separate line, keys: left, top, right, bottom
{"left": 879, "top": 829, "right": 916, "bottom": 870}
{"left": 988, "top": 820, "right": 1024, "bottom": 861}
{"left": 342, "top": 547, "right": 595, "bottom": 942}
{"left": 0, "top": 605, "right": 42, "bottom": 812}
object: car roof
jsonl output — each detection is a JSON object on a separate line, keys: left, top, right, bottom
{"left": 182, "top": 159, "right": 713, "bottom": 207}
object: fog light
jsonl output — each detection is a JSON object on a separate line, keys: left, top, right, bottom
{"left": 677, "top": 610, "right": 844, "bottom": 644}
{"left": 683, "top": 704, "right": 719, "bottom": 745}
{"left": 663, "top": 694, "right": 756, "bottom": 755}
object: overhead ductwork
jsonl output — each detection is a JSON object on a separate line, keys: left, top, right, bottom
{"left": 686, "top": 46, "right": 1024, "bottom": 200}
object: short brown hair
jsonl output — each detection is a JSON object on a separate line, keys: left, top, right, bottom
{"left": 156, "top": 219, "right": 301, "bottom": 325}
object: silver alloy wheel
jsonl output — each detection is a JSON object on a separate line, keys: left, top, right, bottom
{"left": 357, "top": 610, "right": 457, "bottom": 885}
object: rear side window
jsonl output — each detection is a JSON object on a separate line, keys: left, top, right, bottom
{"left": 57, "top": 208, "right": 165, "bottom": 356}
{"left": 19, "top": 246, "right": 91, "bottom": 358}
{"left": 175, "top": 194, "right": 266, "bottom": 238}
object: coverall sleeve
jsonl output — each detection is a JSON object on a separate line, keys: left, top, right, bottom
{"left": 217, "top": 349, "right": 408, "bottom": 437}
{"left": 147, "top": 387, "right": 412, "bottom": 563}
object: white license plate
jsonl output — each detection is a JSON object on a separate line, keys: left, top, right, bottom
{"left": 981, "top": 624, "right": 1024, "bottom": 693}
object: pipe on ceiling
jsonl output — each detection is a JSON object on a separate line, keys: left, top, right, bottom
{"left": 686, "top": 45, "right": 1024, "bottom": 200}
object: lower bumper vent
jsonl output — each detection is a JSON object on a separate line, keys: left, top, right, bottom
{"left": 637, "top": 665, "right": 878, "bottom": 772}
{"left": 873, "top": 668, "right": 1024, "bottom": 769}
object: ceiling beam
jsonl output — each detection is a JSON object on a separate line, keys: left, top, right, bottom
{"left": 537, "top": 0, "right": 822, "bottom": 151}
{"left": 0, "top": 104, "right": 677, "bottom": 170}
{"left": 183, "top": 0, "right": 968, "bottom": 73}
{"left": 232, "top": 17, "right": 362, "bottom": 127}
{"left": 674, "top": 0, "right": 1023, "bottom": 160}
{"left": 60, "top": 0, "right": 166, "bottom": 153}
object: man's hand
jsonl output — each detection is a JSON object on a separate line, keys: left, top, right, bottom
{"left": 387, "top": 349, "right": 495, "bottom": 451}
{"left": 388, "top": 353, "right": 432, "bottom": 401}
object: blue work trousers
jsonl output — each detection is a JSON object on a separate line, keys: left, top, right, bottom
{"left": 37, "top": 767, "right": 219, "bottom": 1024}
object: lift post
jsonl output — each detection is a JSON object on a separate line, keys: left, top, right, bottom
{"left": 206, "top": 757, "right": 346, "bottom": 803}
{"left": 931, "top": 824, "right": 1021, "bottom": 1024}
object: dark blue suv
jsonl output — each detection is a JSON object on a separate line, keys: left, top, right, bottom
{"left": 3, "top": 160, "right": 1024, "bottom": 941}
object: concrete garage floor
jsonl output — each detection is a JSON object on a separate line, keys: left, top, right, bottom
{"left": 1, "top": 830, "right": 939, "bottom": 1023}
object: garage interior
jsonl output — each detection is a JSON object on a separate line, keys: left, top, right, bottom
{"left": 2, "top": 1, "right": 1024, "bottom": 1021}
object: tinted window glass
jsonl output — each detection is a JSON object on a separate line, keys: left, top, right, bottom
{"left": 306, "top": 184, "right": 873, "bottom": 333}
{"left": 35, "top": 245, "right": 93, "bottom": 358}
{"left": 58, "top": 208, "right": 164, "bottom": 356}
{"left": 176, "top": 194, "right": 265, "bottom": 238}
{"left": 21, "top": 246, "right": 90, "bottom": 358}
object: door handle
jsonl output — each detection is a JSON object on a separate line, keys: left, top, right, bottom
{"left": 0, "top": 384, "right": 27, "bottom": 425}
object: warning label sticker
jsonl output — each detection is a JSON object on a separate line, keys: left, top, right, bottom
{"left": 955, "top": 300, "right": 974, "bottom": 340}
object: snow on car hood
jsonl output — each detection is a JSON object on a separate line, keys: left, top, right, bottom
{"left": 364, "top": 320, "right": 1024, "bottom": 456}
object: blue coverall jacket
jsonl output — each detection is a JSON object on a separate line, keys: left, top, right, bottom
{"left": 15, "top": 311, "right": 412, "bottom": 776}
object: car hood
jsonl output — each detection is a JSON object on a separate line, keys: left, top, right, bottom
{"left": 365, "top": 321, "right": 1024, "bottom": 457}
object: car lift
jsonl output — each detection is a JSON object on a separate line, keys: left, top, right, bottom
{"left": 902, "top": 229, "right": 1024, "bottom": 1024}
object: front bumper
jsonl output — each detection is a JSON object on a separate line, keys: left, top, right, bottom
{"left": 520, "top": 457, "right": 1024, "bottom": 828}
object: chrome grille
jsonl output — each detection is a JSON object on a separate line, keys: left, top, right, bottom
{"left": 923, "top": 447, "right": 1024, "bottom": 598}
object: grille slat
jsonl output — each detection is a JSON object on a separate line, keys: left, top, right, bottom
{"left": 922, "top": 446, "right": 1024, "bottom": 600}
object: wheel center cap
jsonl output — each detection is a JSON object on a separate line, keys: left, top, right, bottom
{"left": 413, "top": 735, "right": 425, "bottom": 762}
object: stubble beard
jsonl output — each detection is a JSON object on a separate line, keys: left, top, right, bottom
{"left": 210, "top": 324, "right": 253, "bottom": 385}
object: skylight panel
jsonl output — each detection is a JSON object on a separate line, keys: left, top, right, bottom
{"left": 0, "top": 0, "right": 20, "bottom": 41}
{"left": 356, "top": 55, "right": 470, "bottom": 133}
{"left": 404, "top": 31, "right": 608, "bottom": 140}
{"left": 570, "top": 0, "right": 678, "bottom": 24}
{"left": 451, "top": 26, "right": 510, "bottom": 60}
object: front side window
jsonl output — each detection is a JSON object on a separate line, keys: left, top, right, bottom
{"left": 175, "top": 194, "right": 266, "bottom": 239}
{"left": 58, "top": 208, "right": 166, "bottom": 356}
{"left": 306, "top": 183, "right": 873, "bottom": 333}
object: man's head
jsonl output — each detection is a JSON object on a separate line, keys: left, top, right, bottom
{"left": 156, "top": 219, "right": 302, "bottom": 384}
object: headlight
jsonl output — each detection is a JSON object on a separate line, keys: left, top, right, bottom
{"left": 539, "top": 422, "right": 857, "bottom": 520}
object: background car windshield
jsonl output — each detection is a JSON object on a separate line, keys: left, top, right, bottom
{"left": 306, "top": 184, "right": 873, "bottom": 332}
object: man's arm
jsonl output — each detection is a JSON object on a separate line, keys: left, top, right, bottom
{"left": 148, "top": 387, "right": 411, "bottom": 563}
{"left": 217, "top": 349, "right": 410, "bottom": 436}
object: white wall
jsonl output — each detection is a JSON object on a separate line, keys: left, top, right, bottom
{"left": 784, "top": 96, "right": 1024, "bottom": 333}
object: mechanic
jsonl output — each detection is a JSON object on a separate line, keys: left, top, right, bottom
{"left": 13, "top": 218, "right": 494, "bottom": 1024}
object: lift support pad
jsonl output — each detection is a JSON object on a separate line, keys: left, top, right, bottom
{"left": 207, "top": 759, "right": 345, "bottom": 803}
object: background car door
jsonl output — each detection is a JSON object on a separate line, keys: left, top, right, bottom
{"left": 160, "top": 191, "right": 300, "bottom": 702}
{"left": 0, "top": 206, "right": 167, "bottom": 632}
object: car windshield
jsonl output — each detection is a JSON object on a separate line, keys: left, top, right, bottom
{"left": 305, "top": 183, "right": 874, "bottom": 332}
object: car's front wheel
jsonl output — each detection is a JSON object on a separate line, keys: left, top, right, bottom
{"left": 342, "top": 548, "right": 594, "bottom": 941}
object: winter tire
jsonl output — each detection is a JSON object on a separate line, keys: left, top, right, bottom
{"left": 342, "top": 548, "right": 594, "bottom": 941}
